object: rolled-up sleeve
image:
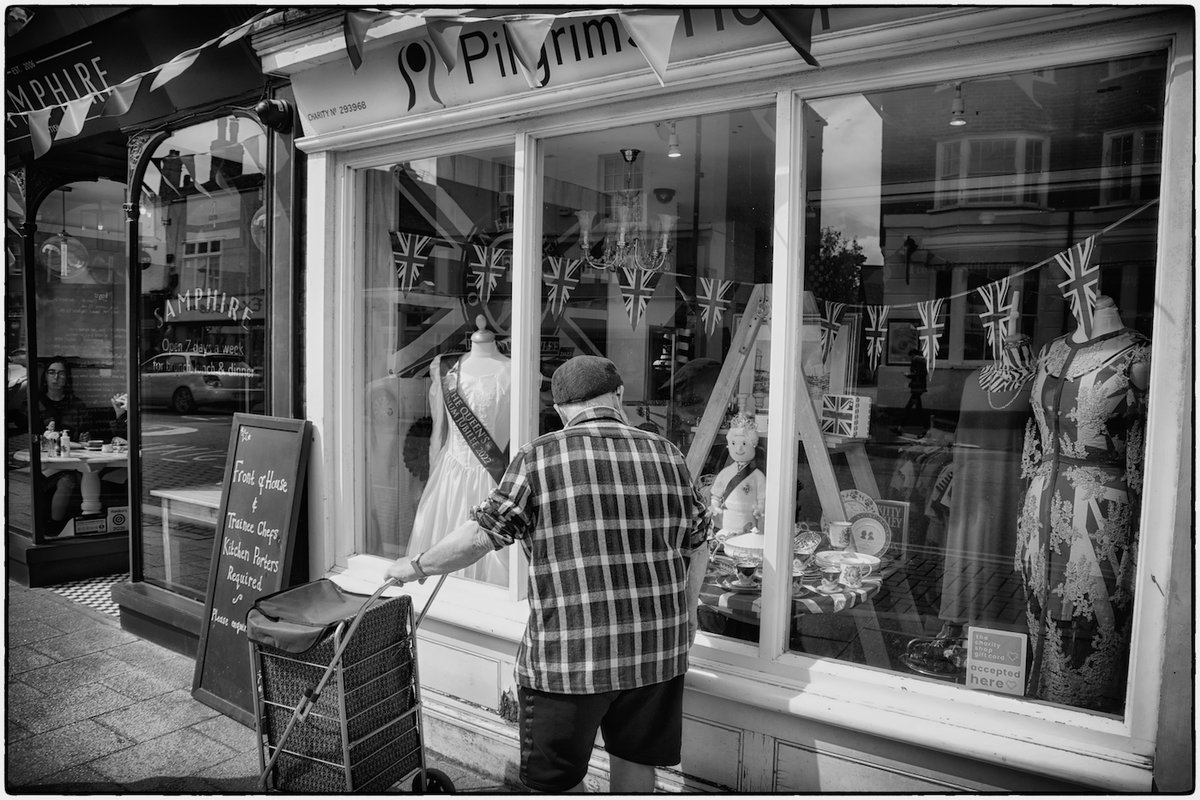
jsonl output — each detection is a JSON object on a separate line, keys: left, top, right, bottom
{"left": 470, "top": 449, "right": 537, "bottom": 550}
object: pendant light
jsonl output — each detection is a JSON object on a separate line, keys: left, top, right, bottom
{"left": 949, "top": 83, "right": 967, "bottom": 127}
{"left": 39, "top": 187, "right": 88, "bottom": 278}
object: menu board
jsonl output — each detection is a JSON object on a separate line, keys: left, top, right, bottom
{"left": 192, "top": 414, "right": 311, "bottom": 724}
{"left": 36, "top": 285, "right": 126, "bottom": 367}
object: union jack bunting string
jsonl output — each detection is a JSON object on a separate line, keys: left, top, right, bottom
{"left": 391, "top": 231, "right": 433, "bottom": 293}
{"left": 975, "top": 277, "right": 1015, "bottom": 359}
{"left": 819, "top": 300, "right": 845, "bottom": 362}
{"left": 617, "top": 265, "right": 663, "bottom": 330}
{"left": 697, "top": 278, "right": 734, "bottom": 336}
{"left": 543, "top": 256, "right": 581, "bottom": 317}
{"left": 916, "top": 298, "right": 945, "bottom": 374}
{"left": 864, "top": 305, "right": 888, "bottom": 374}
{"left": 469, "top": 244, "right": 508, "bottom": 303}
{"left": 1054, "top": 234, "right": 1101, "bottom": 339}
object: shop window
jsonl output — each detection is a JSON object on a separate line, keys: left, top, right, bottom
{"left": 134, "top": 114, "right": 270, "bottom": 600}
{"left": 792, "top": 55, "right": 1163, "bottom": 717}
{"left": 355, "top": 146, "right": 516, "bottom": 586}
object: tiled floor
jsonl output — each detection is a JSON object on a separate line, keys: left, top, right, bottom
{"left": 48, "top": 573, "right": 126, "bottom": 617}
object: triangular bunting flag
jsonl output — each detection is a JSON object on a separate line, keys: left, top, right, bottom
{"left": 150, "top": 50, "right": 200, "bottom": 92}
{"left": 543, "top": 256, "right": 581, "bottom": 317}
{"left": 975, "top": 277, "right": 1015, "bottom": 359}
{"left": 427, "top": 19, "right": 464, "bottom": 73}
{"left": 469, "top": 244, "right": 509, "bottom": 303}
{"left": 28, "top": 107, "right": 53, "bottom": 159}
{"left": 344, "top": 11, "right": 374, "bottom": 71}
{"left": 1054, "top": 234, "right": 1101, "bottom": 339}
{"left": 100, "top": 76, "right": 142, "bottom": 118}
{"left": 865, "top": 305, "right": 888, "bottom": 374}
{"left": 391, "top": 231, "right": 433, "bottom": 293}
{"left": 179, "top": 154, "right": 212, "bottom": 198}
{"left": 219, "top": 15, "right": 259, "bottom": 47}
{"left": 619, "top": 11, "right": 680, "bottom": 87}
{"left": 763, "top": 7, "right": 828, "bottom": 68}
{"left": 916, "top": 298, "right": 946, "bottom": 374}
{"left": 697, "top": 277, "right": 733, "bottom": 336}
{"left": 1010, "top": 73, "right": 1043, "bottom": 108}
{"left": 54, "top": 95, "right": 92, "bottom": 141}
{"left": 504, "top": 15, "right": 555, "bottom": 89}
{"left": 617, "top": 265, "right": 662, "bottom": 330}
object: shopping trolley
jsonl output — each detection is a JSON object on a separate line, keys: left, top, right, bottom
{"left": 246, "top": 576, "right": 453, "bottom": 793}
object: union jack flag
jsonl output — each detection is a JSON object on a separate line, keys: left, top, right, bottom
{"left": 698, "top": 278, "right": 733, "bottom": 336}
{"left": 543, "top": 256, "right": 581, "bottom": 317}
{"left": 864, "top": 305, "right": 888, "bottom": 374}
{"left": 820, "top": 394, "right": 870, "bottom": 438}
{"left": 976, "top": 277, "right": 1015, "bottom": 359}
{"left": 917, "top": 298, "right": 945, "bottom": 374}
{"left": 1054, "top": 234, "right": 1101, "bottom": 339}
{"left": 819, "top": 300, "right": 845, "bottom": 362}
{"left": 469, "top": 244, "right": 509, "bottom": 303}
{"left": 617, "top": 266, "right": 662, "bottom": 330}
{"left": 391, "top": 231, "right": 433, "bottom": 293}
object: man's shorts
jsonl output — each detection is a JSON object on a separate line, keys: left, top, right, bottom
{"left": 517, "top": 675, "right": 685, "bottom": 793}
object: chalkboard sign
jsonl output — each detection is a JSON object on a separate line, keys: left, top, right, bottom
{"left": 36, "top": 284, "right": 127, "bottom": 367}
{"left": 192, "top": 414, "right": 311, "bottom": 724}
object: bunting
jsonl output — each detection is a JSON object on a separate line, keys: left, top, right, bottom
{"left": 697, "top": 277, "right": 733, "bottom": 336}
{"left": 54, "top": 96, "right": 92, "bottom": 141}
{"left": 1054, "top": 234, "right": 1102, "bottom": 339}
{"left": 864, "top": 305, "right": 888, "bottom": 374}
{"left": 344, "top": 11, "right": 374, "bottom": 71}
{"left": 617, "top": 265, "right": 662, "bottom": 330}
{"left": 504, "top": 15, "right": 556, "bottom": 89}
{"left": 100, "top": 76, "right": 142, "bottom": 118}
{"left": 975, "top": 277, "right": 1015, "bottom": 359}
{"left": 763, "top": 7, "right": 829, "bottom": 68}
{"left": 916, "top": 298, "right": 945, "bottom": 374}
{"left": 391, "top": 231, "right": 433, "bottom": 293}
{"left": 543, "top": 256, "right": 581, "bottom": 317}
{"left": 618, "top": 11, "right": 680, "bottom": 87}
{"left": 819, "top": 300, "right": 845, "bottom": 362}
{"left": 427, "top": 18, "right": 465, "bottom": 72}
{"left": 469, "top": 244, "right": 508, "bottom": 302}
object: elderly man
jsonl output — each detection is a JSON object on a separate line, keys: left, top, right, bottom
{"left": 387, "top": 354, "right": 711, "bottom": 793}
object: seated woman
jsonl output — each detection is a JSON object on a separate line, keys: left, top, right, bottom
{"left": 20, "top": 357, "right": 127, "bottom": 533}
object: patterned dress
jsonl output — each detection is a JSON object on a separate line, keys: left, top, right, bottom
{"left": 1016, "top": 328, "right": 1150, "bottom": 712}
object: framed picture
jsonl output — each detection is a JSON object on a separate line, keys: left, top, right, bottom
{"left": 886, "top": 320, "right": 920, "bottom": 366}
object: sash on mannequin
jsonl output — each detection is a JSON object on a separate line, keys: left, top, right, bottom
{"left": 718, "top": 462, "right": 758, "bottom": 508}
{"left": 440, "top": 355, "right": 508, "bottom": 485}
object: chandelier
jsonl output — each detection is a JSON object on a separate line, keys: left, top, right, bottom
{"left": 576, "top": 148, "right": 674, "bottom": 273}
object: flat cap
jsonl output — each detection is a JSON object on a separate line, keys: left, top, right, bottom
{"left": 551, "top": 355, "right": 623, "bottom": 404}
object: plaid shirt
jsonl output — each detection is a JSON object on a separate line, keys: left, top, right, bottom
{"left": 471, "top": 406, "right": 711, "bottom": 694}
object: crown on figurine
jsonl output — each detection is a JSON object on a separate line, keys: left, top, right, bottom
{"left": 727, "top": 412, "right": 758, "bottom": 439}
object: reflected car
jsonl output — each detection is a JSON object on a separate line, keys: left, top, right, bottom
{"left": 140, "top": 353, "right": 263, "bottom": 413}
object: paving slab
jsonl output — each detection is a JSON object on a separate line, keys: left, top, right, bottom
{"left": 103, "top": 639, "right": 196, "bottom": 685}
{"left": 97, "top": 668, "right": 181, "bottom": 702}
{"left": 27, "top": 622, "right": 139, "bottom": 661}
{"left": 6, "top": 676, "right": 45, "bottom": 706}
{"left": 17, "top": 649, "right": 136, "bottom": 694}
{"left": 88, "top": 726, "right": 240, "bottom": 787}
{"left": 5, "top": 719, "right": 136, "bottom": 787}
{"left": 94, "top": 688, "right": 220, "bottom": 743}
{"left": 5, "top": 644, "right": 55, "bottom": 675}
{"left": 29, "top": 762, "right": 125, "bottom": 793}
{"left": 7, "top": 619, "right": 74, "bottom": 648}
{"left": 11, "top": 680, "right": 137, "bottom": 735}
{"left": 192, "top": 712, "right": 257, "bottom": 750}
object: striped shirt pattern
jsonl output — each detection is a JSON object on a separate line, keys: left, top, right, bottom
{"left": 471, "top": 406, "right": 711, "bottom": 694}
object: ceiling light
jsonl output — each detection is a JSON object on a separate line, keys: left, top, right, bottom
{"left": 949, "top": 83, "right": 967, "bottom": 127}
{"left": 667, "top": 121, "right": 682, "bottom": 158}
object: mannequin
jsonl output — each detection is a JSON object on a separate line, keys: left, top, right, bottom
{"left": 709, "top": 413, "right": 767, "bottom": 541}
{"left": 1016, "top": 295, "right": 1150, "bottom": 712}
{"left": 408, "top": 316, "right": 512, "bottom": 584}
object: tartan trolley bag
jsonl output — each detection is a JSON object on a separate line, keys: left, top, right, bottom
{"left": 246, "top": 577, "right": 453, "bottom": 793}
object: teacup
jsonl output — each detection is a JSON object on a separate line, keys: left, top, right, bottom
{"left": 841, "top": 563, "right": 867, "bottom": 589}
{"left": 735, "top": 561, "right": 759, "bottom": 586}
{"left": 820, "top": 566, "right": 842, "bottom": 591}
{"left": 101, "top": 444, "right": 114, "bottom": 453}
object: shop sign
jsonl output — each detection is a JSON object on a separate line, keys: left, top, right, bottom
{"left": 293, "top": 9, "right": 778, "bottom": 136}
{"left": 154, "top": 287, "right": 264, "bottom": 329}
{"left": 964, "top": 626, "right": 1027, "bottom": 697}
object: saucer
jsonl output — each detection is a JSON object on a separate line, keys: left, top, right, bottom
{"left": 720, "top": 577, "right": 762, "bottom": 593}
{"left": 814, "top": 584, "right": 844, "bottom": 595}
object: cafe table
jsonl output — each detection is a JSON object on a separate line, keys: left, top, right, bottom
{"left": 15, "top": 446, "right": 128, "bottom": 515}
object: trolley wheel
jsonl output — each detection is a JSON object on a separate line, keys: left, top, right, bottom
{"left": 411, "top": 768, "right": 455, "bottom": 793}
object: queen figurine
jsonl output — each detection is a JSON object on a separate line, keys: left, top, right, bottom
{"left": 709, "top": 413, "right": 767, "bottom": 541}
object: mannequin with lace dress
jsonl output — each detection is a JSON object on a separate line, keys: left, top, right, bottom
{"left": 407, "top": 317, "right": 512, "bottom": 584}
{"left": 1016, "top": 296, "right": 1150, "bottom": 712}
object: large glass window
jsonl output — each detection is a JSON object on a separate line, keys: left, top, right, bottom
{"left": 135, "top": 114, "right": 270, "bottom": 599}
{"left": 357, "top": 146, "right": 515, "bottom": 586}
{"left": 786, "top": 55, "right": 1163, "bottom": 717}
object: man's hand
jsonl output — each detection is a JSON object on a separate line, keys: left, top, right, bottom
{"left": 385, "top": 559, "right": 413, "bottom": 584}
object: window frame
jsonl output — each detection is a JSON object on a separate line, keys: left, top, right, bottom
{"left": 306, "top": 16, "right": 1190, "bottom": 789}
{"left": 934, "top": 133, "right": 1051, "bottom": 209}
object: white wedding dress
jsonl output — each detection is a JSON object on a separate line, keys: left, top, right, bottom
{"left": 407, "top": 355, "right": 511, "bottom": 585}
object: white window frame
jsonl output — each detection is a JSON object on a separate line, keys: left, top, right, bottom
{"left": 1100, "top": 126, "right": 1163, "bottom": 206}
{"left": 296, "top": 12, "right": 1190, "bottom": 792}
{"left": 934, "top": 134, "right": 1050, "bottom": 209}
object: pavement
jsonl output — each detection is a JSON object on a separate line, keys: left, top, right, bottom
{"left": 4, "top": 578, "right": 522, "bottom": 794}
